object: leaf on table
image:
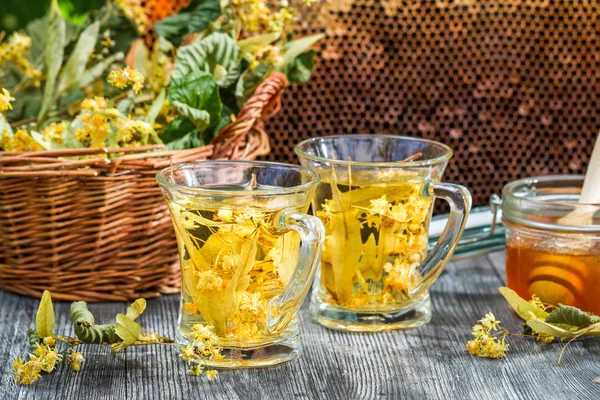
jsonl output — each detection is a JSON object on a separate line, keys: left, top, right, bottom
{"left": 167, "top": 71, "right": 222, "bottom": 133}
{"left": 173, "top": 32, "right": 240, "bottom": 88}
{"left": 125, "top": 299, "right": 147, "bottom": 321}
{"left": 27, "top": 329, "right": 41, "bottom": 353}
{"left": 545, "top": 304, "right": 596, "bottom": 330}
{"left": 57, "top": 21, "right": 100, "bottom": 93}
{"left": 499, "top": 286, "right": 549, "bottom": 321}
{"left": 527, "top": 320, "right": 600, "bottom": 339}
{"left": 70, "top": 301, "right": 122, "bottom": 344}
{"left": 36, "top": 290, "right": 55, "bottom": 339}
{"left": 115, "top": 314, "right": 142, "bottom": 346}
{"left": 38, "top": 0, "right": 66, "bottom": 122}
{"left": 154, "top": 0, "right": 221, "bottom": 47}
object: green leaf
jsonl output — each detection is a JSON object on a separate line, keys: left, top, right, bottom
{"left": 0, "top": 114, "right": 14, "bottom": 136}
{"left": 30, "top": 130, "right": 66, "bottom": 150}
{"left": 281, "top": 34, "right": 324, "bottom": 67}
{"left": 5, "top": 95, "right": 42, "bottom": 123}
{"left": 27, "top": 329, "right": 41, "bottom": 353}
{"left": 203, "top": 103, "right": 233, "bottom": 143}
{"left": 527, "top": 320, "right": 600, "bottom": 339}
{"left": 35, "top": 290, "right": 55, "bottom": 338}
{"left": 171, "top": 101, "right": 211, "bottom": 128}
{"left": 38, "top": 0, "right": 66, "bottom": 122}
{"left": 235, "top": 63, "right": 272, "bottom": 108}
{"left": 79, "top": 52, "right": 123, "bottom": 88}
{"left": 63, "top": 117, "right": 85, "bottom": 148}
{"left": 70, "top": 301, "right": 121, "bottom": 344}
{"left": 546, "top": 304, "right": 595, "bottom": 329}
{"left": 499, "top": 286, "right": 549, "bottom": 321}
{"left": 125, "top": 299, "right": 146, "bottom": 321}
{"left": 153, "top": 0, "right": 221, "bottom": 47}
{"left": 173, "top": 32, "right": 240, "bottom": 87}
{"left": 285, "top": 49, "right": 316, "bottom": 84}
{"left": 58, "top": 0, "right": 104, "bottom": 25}
{"left": 147, "top": 89, "right": 166, "bottom": 124}
{"left": 116, "top": 98, "right": 135, "bottom": 115}
{"left": 159, "top": 118, "right": 201, "bottom": 150}
{"left": 25, "top": 14, "right": 80, "bottom": 64}
{"left": 114, "top": 314, "right": 142, "bottom": 346}
{"left": 98, "top": 13, "right": 139, "bottom": 55}
{"left": 238, "top": 32, "right": 281, "bottom": 56}
{"left": 167, "top": 71, "right": 222, "bottom": 133}
{"left": 57, "top": 21, "right": 100, "bottom": 93}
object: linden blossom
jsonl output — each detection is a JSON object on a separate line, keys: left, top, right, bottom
{"left": 12, "top": 290, "right": 221, "bottom": 385}
{"left": 316, "top": 173, "right": 432, "bottom": 308}
{"left": 172, "top": 202, "right": 299, "bottom": 342}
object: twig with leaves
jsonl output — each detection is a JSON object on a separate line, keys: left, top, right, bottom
{"left": 13, "top": 290, "right": 222, "bottom": 385}
{"left": 466, "top": 287, "right": 600, "bottom": 364}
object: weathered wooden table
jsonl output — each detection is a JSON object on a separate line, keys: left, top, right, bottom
{"left": 1, "top": 250, "right": 599, "bottom": 399}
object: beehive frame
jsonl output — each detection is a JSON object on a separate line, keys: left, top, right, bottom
{"left": 265, "top": 0, "right": 599, "bottom": 207}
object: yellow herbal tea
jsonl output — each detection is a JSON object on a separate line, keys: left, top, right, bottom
{"left": 313, "top": 172, "right": 433, "bottom": 311}
{"left": 168, "top": 202, "right": 303, "bottom": 346}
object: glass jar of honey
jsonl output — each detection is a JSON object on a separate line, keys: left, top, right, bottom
{"left": 502, "top": 175, "right": 600, "bottom": 314}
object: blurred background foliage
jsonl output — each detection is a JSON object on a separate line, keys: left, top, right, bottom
{"left": 0, "top": 0, "right": 105, "bottom": 33}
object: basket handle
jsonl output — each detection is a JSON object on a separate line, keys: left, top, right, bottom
{"left": 210, "top": 72, "right": 288, "bottom": 160}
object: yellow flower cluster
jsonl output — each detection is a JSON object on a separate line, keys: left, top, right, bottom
{"left": 107, "top": 67, "right": 145, "bottom": 94}
{"left": 172, "top": 202, "right": 299, "bottom": 344}
{"left": 317, "top": 180, "right": 431, "bottom": 307}
{"left": 115, "top": 0, "right": 149, "bottom": 34}
{"left": 0, "top": 130, "right": 44, "bottom": 152}
{"left": 13, "top": 341, "right": 62, "bottom": 385}
{"left": 67, "top": 351, "right": 84, "bottom": 372}
{"left": 146, "top": 46, "right": 173, "bottom": 94}
{"left": 466, "top": 313, "right": 509, "bottom": 359}
{"left": 231, "top": 0, "right": 297, "bottom": 35}
{"left": 0, "top": 33, "right": 43, "bottom": 85}
{"left": 73, "top": 95, "right": 153, "bottom": 148}
{"left": 179, "top": 324, "right": 222, "bottom": 380}
{"left": 0, "top": 88, "right": 15, "bottom": 112}
{"left": 42, "top": 122, "right": 67, "bottom": 145}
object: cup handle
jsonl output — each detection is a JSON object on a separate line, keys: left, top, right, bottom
{"left": 408, "top": 182, "right": 472, "bottom": 298}
{"left": 268, "top": 210, "right": 324, "bottom": 332}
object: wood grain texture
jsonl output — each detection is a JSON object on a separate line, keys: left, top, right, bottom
{"left": 1, "top": 251, "right": 599, "bottom": 400}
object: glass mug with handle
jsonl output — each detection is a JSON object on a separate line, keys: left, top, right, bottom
{"left": 157, "top": 161, "right": 324, "bottom": 367}
{"left": 295, "top": 135, "right": 471, "bottom": 331}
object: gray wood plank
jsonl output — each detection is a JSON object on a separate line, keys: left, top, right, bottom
{"left": 0, "top": 251, "right": 599, "bottom": 400}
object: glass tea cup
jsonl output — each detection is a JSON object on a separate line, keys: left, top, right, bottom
{"left": 295, "top": 134, "right": 472, "bottom": 331}
{"left": 157, "top": 161, "right": 324, "bottom": 367}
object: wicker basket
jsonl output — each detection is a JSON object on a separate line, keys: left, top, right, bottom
{"left": 0, "top": 73, "right": 287, "bottom": 302}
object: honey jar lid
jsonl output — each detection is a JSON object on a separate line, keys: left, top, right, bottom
{"left": 501, "top": 175, "right": 600, "bottom": 233}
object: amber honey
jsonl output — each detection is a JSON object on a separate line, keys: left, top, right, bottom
{"left": 506, "top": 238, "right": 600, "bottom": 315}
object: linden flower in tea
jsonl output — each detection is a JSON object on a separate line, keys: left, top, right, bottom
{"left": 315, "top": 169, "right": 432, "bottom": 309}
{"left": 168, "top": 203, "right": 302, "bottom": 343}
